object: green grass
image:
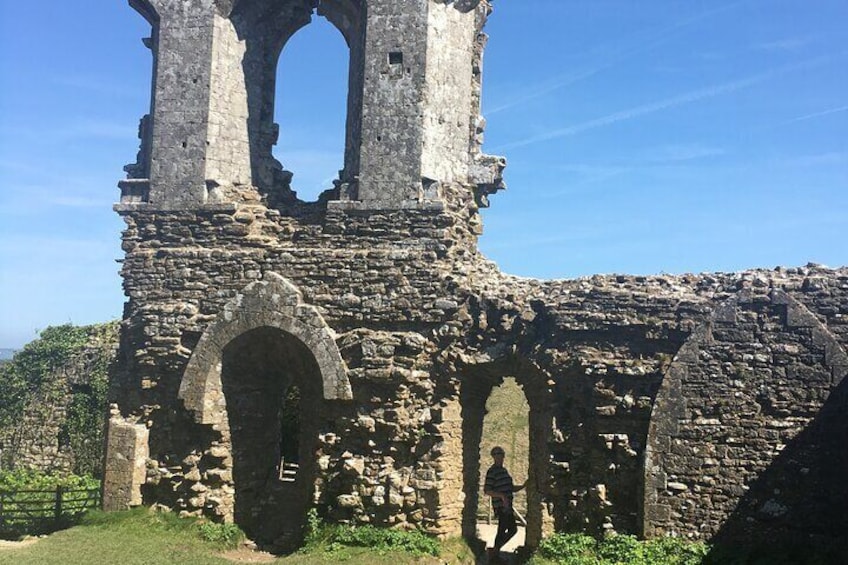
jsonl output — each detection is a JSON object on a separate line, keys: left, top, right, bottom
{"left": 0, "top": 508, "right": 235, "bottom": 565}
{"left": 6, "top": 508, "right": 830, "bottom": 565}
{"left": 0, "top": 508, "right": 473, "bottom": 565}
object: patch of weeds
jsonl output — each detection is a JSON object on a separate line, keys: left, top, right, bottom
{"left": 196, "top": 521, "right": 245, "bottom": 549}
{"left": 639, "top": 536, "right": 709, "bottom": 565}
{"left": 536, "top": 533, "right": 709, "bottom": 565}
{"left": 300, "top": 509, "right": 439, "bottom": 558}
{"left": 597, "top": 534, "right": 641, "bottom": 564}
{"left": 537, "top": 533, "right": 599, "bottom": 565}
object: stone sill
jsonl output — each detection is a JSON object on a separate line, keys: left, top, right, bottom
{"left": 114, "top": 202, "right": 238, "bottom": 214}
{"left": 327, "top": 200, "right": 445, "bottom": 212}
{"left": 115, "top": 200, "right": 446, "bottom": 214}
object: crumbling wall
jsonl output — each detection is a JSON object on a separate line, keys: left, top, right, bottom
{"left": 109, "top": 0, "right": 848, "bottom": 552}
{"left": 644, "top": 288, "right": 848, "bottom": 542}
{"left": 110, "top": 189, "right": 848, "bottom": 548}
{"left": 109, "top": 198, "right": 488, "bottom": 546}
{"left": 2, "top": 324, "right": 118, "bottom": 476}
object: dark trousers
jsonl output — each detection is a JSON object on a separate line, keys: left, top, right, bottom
{"left": 493, "top": 506, "right": 517, "bottom": 551}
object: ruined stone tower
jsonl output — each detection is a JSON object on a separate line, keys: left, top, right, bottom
{"left": 106, "top": 0, "right": 848, "bottom": 552}
{"left": 120, "top": 0, "right": 504, "bottom": 211}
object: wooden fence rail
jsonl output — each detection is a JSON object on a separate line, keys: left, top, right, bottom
{"left": 0, "top": 486, "right": 100, "bottom": 531}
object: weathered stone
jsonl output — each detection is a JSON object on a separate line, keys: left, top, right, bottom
{"left": 102, "top": 413, "right": 149, "bottom": 511}
{"left": 102, "top": 0, "right": 848, "bottom": 551}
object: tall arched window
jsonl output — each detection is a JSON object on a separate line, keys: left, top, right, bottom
{"left": 274, "top": 16, "right": 350, "bottom": 202}
{"left": 123, "top": 0, "right": 159, "bottom": 203}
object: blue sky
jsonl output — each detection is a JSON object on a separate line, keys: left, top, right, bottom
{"left": 0, "top": 0, "right": 846, "bottom": 348}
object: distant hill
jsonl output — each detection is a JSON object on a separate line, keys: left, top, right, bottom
{"left": 0, "top": 348, "right": 16, "bottom": 361}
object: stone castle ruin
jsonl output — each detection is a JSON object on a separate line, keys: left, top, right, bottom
{"left": 104, "top": 0, "right": 848, "bottom": 552}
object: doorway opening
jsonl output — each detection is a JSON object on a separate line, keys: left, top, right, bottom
{"left": 220, "top": 326, "right": 321, "bottom": 550}
{"left": 477, "top": 377, "right": 531, "bottom": 552}
{"left": 460, "top": 360, "right": 551, "bottom": 555}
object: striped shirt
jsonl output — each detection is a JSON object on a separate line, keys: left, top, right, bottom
{"left": 484, "top": 464, "right": 514, "bottom": 510}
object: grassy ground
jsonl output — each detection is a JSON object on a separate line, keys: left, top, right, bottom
{"left": 0, "top": 377, "right": 532, "bottom": 564}
{"left": 0, "top": 509, "right": 480, "bottom": 565}
{"left": 10, "top": 508, "right": 826, "bottom": 565}
{"left": 0, "top": 508, "right": 234, "bottom": 565}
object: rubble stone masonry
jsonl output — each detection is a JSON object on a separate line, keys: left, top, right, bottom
{"left": 106, "top": 0, "right": 848, "bottom": 551}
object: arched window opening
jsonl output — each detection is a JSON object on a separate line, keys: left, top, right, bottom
{"left": 122, "top": 2, "right": 158, "bottom": 203}
{"left": 274, "top": 15, "right": 350, "bottom": 202}
{"left": 477, "top": 377, "right": 531, "bottom": 552}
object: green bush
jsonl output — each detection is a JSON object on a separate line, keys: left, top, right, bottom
{"left": 538, "top": 533, "right": 600, "bottom": 565}
{"left": 332, "top": 525, "right": 440, "bottom": 555}
{"left": 640, "top": 536, "right": 709, "bottom": 565}
{"left": 0, "top": 470, "right": 99, "bottom": 492}
{"left": 196, "top": 521, "right": 245, "bottom": 548}
{"left": 598, "top": 534, "right": 642, "bottom": 564}
{"left": 537, "top": 532, "right": 709, "bottom": 565}
{"left": 0, "top": 471, "right": 100, "bottom": 538}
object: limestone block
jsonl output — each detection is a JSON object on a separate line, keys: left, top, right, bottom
{"left": 103, "top": 412, "right": 150, "bottom": 511}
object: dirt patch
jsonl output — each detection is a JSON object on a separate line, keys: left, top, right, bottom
{"left": 219, "top": 547, "right": 277, "bottom": 563}
{"left": 0, "top": 538, "right": 39, "bottom": 551}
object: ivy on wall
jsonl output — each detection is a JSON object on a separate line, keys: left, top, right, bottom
{"left": 0, "top": 325, "right": 88, "bottom": 430}
{"left": 0, "top": 323, "right": 118, "bottom": 477}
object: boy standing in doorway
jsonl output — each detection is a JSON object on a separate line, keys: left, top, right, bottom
{"left": 484, "top": 446, "right": 525, "bottom": 563}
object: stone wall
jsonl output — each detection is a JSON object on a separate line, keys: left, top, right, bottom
{"left": 107, "top": 0, "right": 848, "bottom": 553}
{"left": 644, "top": 288, "right": 848, "bottom": 542}
{"left": 108, "top": 188, "right": 848, "bottom": 548}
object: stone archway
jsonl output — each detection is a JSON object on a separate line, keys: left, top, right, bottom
{"left": 457, "top": 356, "right": 553, "bottom": 551}
{"left": 180, "top": 272, "right": 351, "bottom": 423}
{"left": 178, "top": 272, "right": 351, "bottom": 547}
{"left": 642, "top": 289, "right": 848, "bottom": 541}
{"left": 218, "top": 325, "right": 321, "bottom": 546}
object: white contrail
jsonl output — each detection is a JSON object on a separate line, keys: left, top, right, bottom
{"left": 486, "top": 1, "right": 748, "bottom": 116}
{"left": 776, "top": 105, "right": 848, "bottom": 126}
{"left": 497, "top": 55, "right": 841, "bottom": 151}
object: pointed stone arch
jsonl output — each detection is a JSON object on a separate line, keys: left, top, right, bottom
{"left": 179, "top": 272, "right": 352, "bottom": 425}
{"left": 642, "top": 289, "right": 848, "bottom": 539}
